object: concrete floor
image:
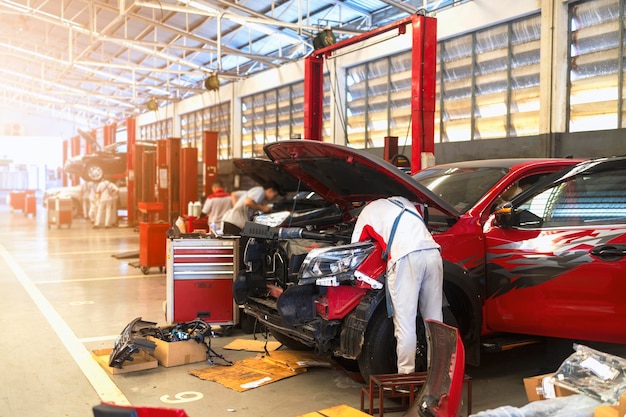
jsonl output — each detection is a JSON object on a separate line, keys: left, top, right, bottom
{"left": 0, "top": 204, "right": 583, "bottom": 417}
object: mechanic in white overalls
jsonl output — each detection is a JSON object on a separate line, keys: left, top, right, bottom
{"left": 94, "top": 179, "right": 119, "bottom": 229}
{"left": 352, "top": 196, "right": 443, "bottom": 374}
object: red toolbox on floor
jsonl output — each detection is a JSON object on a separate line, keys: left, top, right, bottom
{"left": 139, "top": 222, "right": 169, "bottom": 274}
{"left": 48, "top": 196, "right": 72, "bottom": 228}
{"left": 166, "top": 237, "right": 239, "bottom": 325}
{"left": 9, "top": 190, "right": 34, "bottom": 213}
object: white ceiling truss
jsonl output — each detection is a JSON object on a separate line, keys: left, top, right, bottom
{"left": 0, "top": 0, "right": 464, "bottom": 129}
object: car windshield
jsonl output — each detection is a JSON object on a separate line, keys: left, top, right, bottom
{"left": 413, "top": 167, "right": 509, "bottom": 213}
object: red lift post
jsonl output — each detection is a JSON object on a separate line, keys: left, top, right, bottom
{"left": 303, "top": 14, "right": 437, "bottom": 173}
{"left": 126, "top": 117, "right": 137, "bottom": 225}
{"left": 180, "top": 147, "right": 199, "bottom": 215}
{"left": 202, "top": 131, "right": 219, "bottom": 197}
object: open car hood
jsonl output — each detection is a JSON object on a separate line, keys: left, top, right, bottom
{"left": 263, "top": 141, "right": 459, "bottom": 218}
{"left": 234, "top": 158, "right": 310, "bottom": 193}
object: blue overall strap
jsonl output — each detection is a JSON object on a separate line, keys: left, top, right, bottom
{"left": 382, "top": 198, "right": 426, "bottom": 318}
{"left": 381, "top": 199, "right": 425, "bottom": 262}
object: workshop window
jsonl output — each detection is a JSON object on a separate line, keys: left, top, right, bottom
{"left": 568, "top": 0, "right": 625, "bottom": 132}
{"left": 181, "top": 102, "right": 231, "bottom": 161}
{"left": 241, "top": 79, "right": 331, "bottom": 157}
{"left": 440, "top": 14, "right": 541, "bottom": 141}
{"left": 346, "top": 14, "right": 540, "bottom": 146}
{"left": 139, "top": 118, "right": 172, "bottom": 141}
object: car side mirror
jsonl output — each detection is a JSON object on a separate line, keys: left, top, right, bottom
{"left": 493, "top": 204, "right": 514, "bottom": 229}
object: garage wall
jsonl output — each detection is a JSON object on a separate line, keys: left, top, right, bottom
{"left": 135, "top": 0, "right": 625, "bottom": 171}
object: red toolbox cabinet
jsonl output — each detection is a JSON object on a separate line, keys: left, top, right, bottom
{"left": 48, "top": 196, "right": 72, "bottom": 228}
{"left": 166, "top": 237, "right": 239, "bottom": 325}
{"left": 139, "top": 222, "right": 169, "bottom": 274}
{"left": 9, "top": 190, "right": 34, "bottom": 212}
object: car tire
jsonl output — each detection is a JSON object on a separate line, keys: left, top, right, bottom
{"left": 270, "top": 329, "right": 312, "bottom": 351}
{"left": 84, "top": 163, "right": 104, "bottom": 182}
{"left": 357, "top": 304, "right": 457, "bottom": 381}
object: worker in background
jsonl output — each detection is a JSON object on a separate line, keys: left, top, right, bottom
{"left": 351, "top": 196, "right": 443, "bottom": 374}
{"left": 88, "top": 180, "right": 98, "bottom": 223}
{"left": 94, "top": 179, "right": 119, "bottom": 229}
{"left": 201, "top": 180, "right": 231, "bottom": 231}
{"left": 80, "top": 180, "right": 93, "bottom": 220}
{"left": 230, "top": 190, "right": 247, "bottom": 207}
{"left": 222, "top": 182, "right": 281, "bottom": 268}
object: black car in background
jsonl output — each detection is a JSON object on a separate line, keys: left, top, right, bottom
{"left": 64, "top": 141, "right": 156, "bottom": 182}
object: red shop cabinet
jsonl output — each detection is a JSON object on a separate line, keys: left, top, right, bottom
{"left": 48, "top": 196, "right": 72, "bottom": 228}
{"left": 139, "top": 222, "right": 170, "bottom": 274}
{"left": 166, "top": 237, "right": 239, "bottom": 325}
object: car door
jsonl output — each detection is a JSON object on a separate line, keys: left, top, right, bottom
{"left": 483, "top": 162, "right": 626, "bottom": 344}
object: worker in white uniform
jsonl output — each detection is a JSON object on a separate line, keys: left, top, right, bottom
{"left": 351, "top": 196, "right": 443, "bottom": 374}
{"left": 88, "top": 181, "right": 98, "bottom": 222}
{"left": 80, "top": 180, "right": 93, "bottom": 220}
{"left": 201, "top": 180, "right": 232, "bottom": 231}
{"left": 222, "top": 182, "right": 280, "bottom": 269}
{"left": 94, "top": 179, "right": 119, "bottom": 229}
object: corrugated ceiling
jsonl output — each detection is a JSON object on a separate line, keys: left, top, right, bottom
{"left": 0, "top": 0, "right": 467, "bottom": 129}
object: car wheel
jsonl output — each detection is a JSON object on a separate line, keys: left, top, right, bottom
{"left": 270, "top": 329, "right": 313, "bottom": 351}
{"left": 84, "top": 163, "right": 104, "bottom": 182}
{"left": 357, "top": 305, "right": 457, "bottom": 381}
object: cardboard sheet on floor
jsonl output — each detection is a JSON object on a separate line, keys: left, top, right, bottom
{"left": 222, "top": 338, "right": 282, "bottom": 353}
{"left": 189, "top": 351, "right": 331, "bottom": 392}
{"left": 297, "top": 404, "right": 371, "bottom": 417}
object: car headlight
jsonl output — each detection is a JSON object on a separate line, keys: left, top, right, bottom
{"left": 299, "top": 242, "right": 375, "bottom": 285}
{"left": 254, "top": 211, "right": 291, "bottom": 227}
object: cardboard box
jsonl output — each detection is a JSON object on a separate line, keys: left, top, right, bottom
{"left": 593, "top": 392, "right": 626, "bottom": 417}
{"left": 92, "top": 348, "right": 158, "bottom": 375}
{"left": 523, "top": 373, "right": 577, "bottom": 402}
{"left": 147, "top": 336, "right": 207, "bottom": 367}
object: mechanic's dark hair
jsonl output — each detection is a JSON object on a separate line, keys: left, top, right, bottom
{"left": 262, "top": 181, "right": 281, "bottom": 194}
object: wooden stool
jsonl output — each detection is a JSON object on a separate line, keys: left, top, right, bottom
{"left": 359, "top": 371, "right": 472, "bottom": 417}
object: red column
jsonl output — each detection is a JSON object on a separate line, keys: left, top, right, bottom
{"left": 166, "top": 137, "right": 181, "bottom": 223}
{"left": 410, "top": 15, "right": 437, "bottom": 174}
{"left": 303, "top": 55, "right": 324, "bottom": 141}
{"left": 180, "top": 147, "right": 199, "bottom": 215}
{"left": 126, "top": 117, "right": 137, "bottom": 225}
{"left": 202, "top": 131, "right": 219, "bottom": 197}
{"left": 383, "top": 136, "right": 399, "bottom": 163}
{"left": 104, "top": 123, "right": 117, "bottom": 146}
{"left": 156, "top": 140, "right": 168, "bottom": 222}
{"left": 70, "top": 135, "right": 81, "bottom": 185}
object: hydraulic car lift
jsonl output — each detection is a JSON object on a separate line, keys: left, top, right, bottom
{"left": 303, "top": 13, "right": 437, "bottom": 173}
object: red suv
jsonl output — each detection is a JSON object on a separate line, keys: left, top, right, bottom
{"left": 236, "top": 141, "right": 625, "bottom": 378}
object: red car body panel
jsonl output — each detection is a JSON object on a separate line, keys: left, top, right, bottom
{"left": 262, "top": 140, "right": 625, "bottom": 359}
{"left": 483, "top": 222, "right": 626, "bottom": 343}
{"left": 422, "top": 159, "right": 584, "bottom": 339}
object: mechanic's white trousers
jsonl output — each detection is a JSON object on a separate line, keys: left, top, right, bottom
{"left": 89, "top": 197, "right": 97, "bottom": 222}
{"left": 387, "top": 248, "right": 443, "bottom": 374}
{"left": 82, "top": 197, "right": 90, "bottom": 220}
{"left": 95, "top": 199, "right": 116, "bottom": 228}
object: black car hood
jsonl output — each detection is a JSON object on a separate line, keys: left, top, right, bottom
{"left": 263, "top": 141, "right": 459, "bottom": 218}
{"left": 234, "top": 158, "right": 310, "bottom": 193}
